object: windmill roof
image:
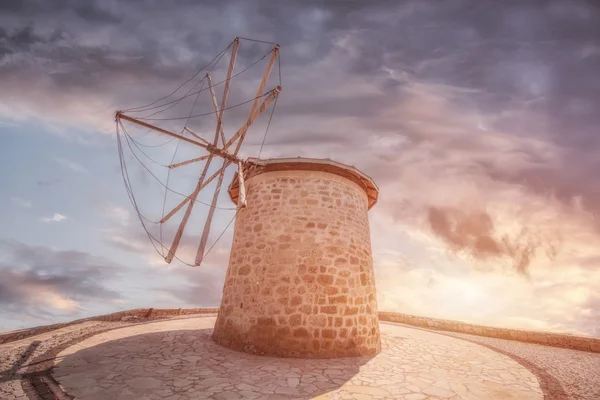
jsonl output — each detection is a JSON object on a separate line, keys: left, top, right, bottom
{"left": 228, "top": 157, "right": 379, "bottom": 209}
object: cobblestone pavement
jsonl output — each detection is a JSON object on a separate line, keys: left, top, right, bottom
{"left": 1, "top": 315, "right": 597, "bottom": 399}
{"left": 435, "top": 327, "right": 600, "bottom": 400}
{"left": 0, "top": 320, "right": 130, "bottom": 399}
{"left": 51, "top": 317, "right": 541, "bottom": 399}
{"left": 0, "top": 315, "right": 215, "bottom": 399}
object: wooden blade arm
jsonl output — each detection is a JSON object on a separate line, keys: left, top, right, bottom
{"left": 160, "top": 196, "right": 189, "bottom": 224}
{"left": 164, "top": 186, "right": 199, "bottom": 263}
{"left": 237, "top": 161, "right": 247, "bottom": 208}
{"left": 249, "top": 45, "right": 279, "bottom": 116}
{"left": 165, "top": 160, "right": 213, "bottom": 262}
{"left": 207, "top": 73, "right": 227, "bottom": 146}
{"left": 159, "top": 161, "right": 231, "bottom": 224}
{"left": 118, "top": 112, "right": 240, "bottom": 164}
{"left": 179, "top": 126, "right": 242, "bottom": 164}
{"left": 222, "top": 86, "right": 282, "bottom": 153}
{"left": 194, "top": 158, "right": 228, "bottom": 266}
{"left": 168, "top": 155, "right": 210, "bottom": 169}
{"left": 183, "top": 127, "right": 210, "bottom": 145}
{"left": 117, "top": 113, "right": 207, "bottom": 149}
{"left": 213, "top": 38, "right": 239, "bottom": 147}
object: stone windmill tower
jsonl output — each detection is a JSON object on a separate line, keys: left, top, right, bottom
{"left": 115, "top": 37, "right": 381, "bottom": 358}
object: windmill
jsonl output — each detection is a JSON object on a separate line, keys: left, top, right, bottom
{"left": 116, "top": 37, "right": 382, "bottom": 359}
{"left": 115, "top": 37, "right": 281, "bottom": 267}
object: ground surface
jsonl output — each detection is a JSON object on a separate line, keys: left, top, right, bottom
{"left": 0, "top": 314, "right": 598, "bottom": 399}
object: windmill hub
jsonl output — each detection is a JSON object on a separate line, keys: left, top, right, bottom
{"left": 213, "top": 157, "right": 381, "bottom": 358}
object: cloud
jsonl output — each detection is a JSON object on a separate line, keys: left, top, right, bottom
{"left": 105, "top": 204, "right": 130, "bottom": 226}
{"left": 54, "top": 157, "right": 88, "bottom": 173}
{"left": 11, "top": 197, "right": 32, "bottom": 208}
{"left": 2, "top": 0, "right": 600, "bottom": 336}
{"left": 0, "top": 239, "right": 122, "bottom": 321}
{"left": 40, "top": 212, "right": 67, "bottom": 222}
{"left": 102, "top": 207, "right": 231, "bottom": 307}
{"left": 426, "top": 205, "right": 557, "bottom": 276}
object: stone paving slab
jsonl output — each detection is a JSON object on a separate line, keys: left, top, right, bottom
{"left": 0, "top": 321, "right": 102, "bottom": 352}
{"left": 0, "top": 314, "right": 216, "bottom": 400}
{"left": 436, "top": 327, "right": 600, "bottom": 400}
{"left": 52, "top": 317, "right": 543, "bottom": 399}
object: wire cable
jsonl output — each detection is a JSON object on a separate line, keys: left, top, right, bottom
{"left": 160, "top": 77, "right": 207, "bottom": 246}
{"left": 136, "top": 92, "right": 269, "bottom": 121}
{"left": 138, "top": 76, "right": 208, "bottom": 120}
{"left": 118, "top": 121, "right": 239, "bottom": 267}
{"left": 277, "top": 50, "right": 282, "bottom": 88}
{"left": 114, "top": 37, "right": 282, "bottom": 267}
{"left": 258, "top": 96, "right": 278, "bottom": 158}
{"left": 128, "top": 136, "right": 177, "bottom": 148}
{"left": 198, "top": 208, "right": 240, "bottom": 264}
{"left": 122, "top": 41, "right": 233, "bottom": 112}
{"left": 119, "top": 121, "right": 237, "bottom": 211}
{"left": 238, "top": 36, "right": 279, "bottom": 45}
{"left": 127, "top": 50, "right": 273, "bottom": 115}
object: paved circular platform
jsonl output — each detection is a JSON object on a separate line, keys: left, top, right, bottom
{"left": 52, "top": 317, "right": 542, "bottom": 400}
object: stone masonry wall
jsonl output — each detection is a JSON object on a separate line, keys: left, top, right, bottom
{"left": 3, "top": 308, "right": 599, "bottom": 353}
{"left": 379, "top": 312, "right": 600, "bottom": 353}
{"left": 0, "top": 308, "right": 219, "bottom": 345}
{"left": 212, "top": 170, "right": 381, "bottom": 358}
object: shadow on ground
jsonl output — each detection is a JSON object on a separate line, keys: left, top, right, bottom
{"left": 53, "top": 328, "right": 372, "bottom": 399}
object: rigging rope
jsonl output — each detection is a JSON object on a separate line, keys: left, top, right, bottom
{"left": 122, "top": 41, "right": 233, "bottom": 113}
{"left": 115, "top": 38, "right": 283, "bottom": 267}
{"left": 138, "top": 76, "right": 208, "bottom": 120}
{"left": 238, "top": 36, "right": 279, "bottom": 45}
{"left": 160, "top": 74, "right": 208, "bottom": 248}
{"left": 136, "top": 92, "right": 269, "bottom": 121}
{"left": 127, "top": 49, "right": 273, "bottom": 115}
{"left": 117, "top": 121, "right": 239, "bottom": 267}
{"left": 258, "top": 96, "right": 278, "bottom": 158}
{"left": 119, "top": 120, "right": 237, "bottom": 211}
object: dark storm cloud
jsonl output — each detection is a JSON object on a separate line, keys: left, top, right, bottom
{"left": 2, "top": 0, "right": 600, "bottom": 268}
{"left": 0, "top": 0, "right": 121, "bottom": 23}
{"left": 0, "top": 240, "right": 122, "bottom": 316}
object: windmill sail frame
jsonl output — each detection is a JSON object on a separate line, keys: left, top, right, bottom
{"left": 115, "top": 37, "right": 281, "bottom": 266}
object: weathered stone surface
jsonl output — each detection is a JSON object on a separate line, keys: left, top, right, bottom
{"left": 3, "top": 311, "right": 600, "bottom": 400}
{"left": 49, "top": 317, "right": 547, "bottom": 400}
{"left": 378, "top": 312, "right": 600, "bottom": 354}
{"left": 213, "top": 168, "right": 381, "bottom": 358}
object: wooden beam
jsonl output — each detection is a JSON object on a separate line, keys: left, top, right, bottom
{"left": 194, "top": 158, "right": 228, "bottom": 265}
{"left": 249, "top": 45, "right": 279, "bottom": 116}
{"left": 213, "top": 38, "right": 238, "bottom": 148}
{"left": 222, "top": 86, "right": 281, "bottom": 152}
{"left": 207, "top": 73, "right": 227, "bottom": 146}
{"left": 160, "top": 196, "right": 188, "bottom": 224}
{"left": 183, "top": 127, "right": 210, "bottom": 145}
{"left": 165, "top": 40, "right": 240, "bottom": 263}
{"left": 237, "top": 161, "right": 247, "bottom": 208}
{"left": 160, "top": 162, "right": 231, "bottom": 224}
{"left": 168, "top": 155, "right": 210, "bottom": 169}
{"left": 118, "top": 113, "right": 241, "bottom": 164}
{"left": 163, "top": 185, "right": 201, "bottom": 263}
{"left": 189, "top": 39, "right": 240, "bottom": 266}
{"left": 182, "top": 127, "right": 241, "bottom": 164}
{"left": 117, "top": 113, "right": 206, "bottom": 149}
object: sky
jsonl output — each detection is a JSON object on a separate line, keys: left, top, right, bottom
{"left": 1, "top": 0, "right": 599, "bottom": 336}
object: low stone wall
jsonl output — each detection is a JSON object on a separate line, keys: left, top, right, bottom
{"left": 378, "top": 311, "right": 600, "bottom": 353}
{"left": 0, "top": 308, "right": 218, "bottom": 345}
{"left": 2, "top": 308, "right": 599, "bottom": 354}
